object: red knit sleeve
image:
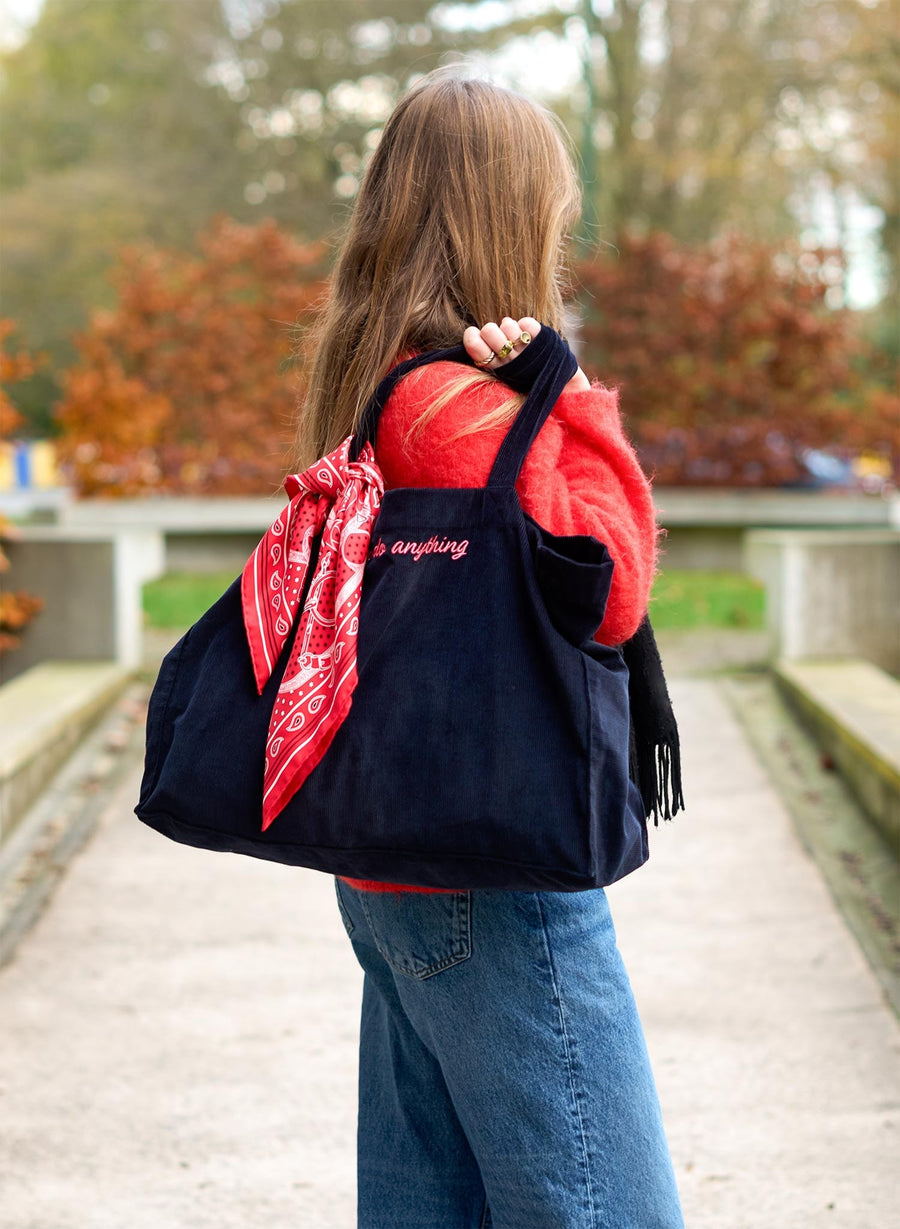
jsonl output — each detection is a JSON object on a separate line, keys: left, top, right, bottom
{"left": 376, "top": 363, "right": 659, "bottom": 646}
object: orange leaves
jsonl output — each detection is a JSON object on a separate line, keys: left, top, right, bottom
{"left": 0, "top": 585, "right": 44, "bottom": 656}
{"left": 55, "top": 217, "right": 329, "bottom": 496}
{"left": 0, "top": 319, "right": 47, "bottom": 440}
{"left": 0, "top": 395, "right": 23, "bottom": 442}
{"left": 0, "top": 321, "right": 47, "bottom": 653}
{"left": 576, "top": 231, "right": 898, "bottom": 487}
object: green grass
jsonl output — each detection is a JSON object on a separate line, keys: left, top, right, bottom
{"left": 144, "top": 566, "right": 766, "bottom": 633}
{"left": 142, "top": 570, "right": 237, "bottom": 629}
{"left": 649, "top": 569, "right": 766, "bottom": 630}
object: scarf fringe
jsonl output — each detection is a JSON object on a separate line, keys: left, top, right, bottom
{"left": 629, "top": 733, "right": 685, "bottom": 828}
{"left": 624, "top": 616, "right": 685, "bottom": 828}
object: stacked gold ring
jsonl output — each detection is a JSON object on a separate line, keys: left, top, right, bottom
{"left": 474, "top": 330, "right": 533, "bottom": 368}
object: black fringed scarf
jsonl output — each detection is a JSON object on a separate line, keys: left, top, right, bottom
{"left": 622, "top": 616, "right": 684, "bottom": 825}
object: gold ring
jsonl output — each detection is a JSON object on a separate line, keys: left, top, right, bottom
{"left": 474, "top": 351, "right": 496, "bottom": 368}
{"left": 497, "top": 338, "right": 516, "bottom": 359}
{"left": 518, "top": 331, "right": 531, "bottom": 346}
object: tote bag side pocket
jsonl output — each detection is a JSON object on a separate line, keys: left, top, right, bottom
{"left": 532, "top": 531, "right": 615, "bottom": 647}
{"left": 583, "top": 643, "right": 649, "bottom": 886}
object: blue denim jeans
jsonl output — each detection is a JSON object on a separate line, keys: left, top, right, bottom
{"left": 334, "top": 878, "right": 684, "bottom": 1229}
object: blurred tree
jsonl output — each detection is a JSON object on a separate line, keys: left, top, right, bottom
{"left": 220, "top": 0, "right": 553, "bottom": 230}
{"left": 54, "top": 218, "right": 329, "bottom": 496}
{"left": 0, "top": 320, "right": 41, "bottom": 439}
{"left": 0, "top": 0, "right": 248, "bottom": 425}
{"left": 0, "top": 0, "right": 242, "bottom": 220}
{"left": 3, "top": 0, "right": 893, "bottom": 442}
{"left": 53, "top": 217, "right": 897, "bottom": 497}
{"left": 218, "top": 0, "right": 466, "bottom": 232}
{"left": 822, "top": 0, "right": 900, "bottom": 339}
{"left": 0, "top": 322, "right": 45, "bottom": 654}
{"left": 0, "top": 0, "right": 531, "bottom": 429}
{"left": 573, "top": 0, "right": 897, "bottom": 290}
{"left": 576, "top": 230, "right": 899, "bottom": 486}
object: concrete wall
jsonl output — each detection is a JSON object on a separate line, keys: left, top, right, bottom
{"left": 1, "top": 528, "right": 165, "bottom": 685}
{"left": 59, "top": 495, "right": 281, "bottom": 575}
{"left": 53, "top": 489, "right": 899, "bottom": 576}
{"left": 655, "top": 489, "right": 896, "bottom": 573}
{"left": 58, "top": 495, "right": 282, "bottom": 532}
{"left": 165, "top": 532, "right": 261, "bottom": 574}
{"left": 745, "top": 529, "right": 900, "bottom": 675}
{"left": 657, "top": 526, "right": 745, "bottom": 571}
{"left": 5, "top": 494, "right": 895, "bottom": 683}
{"left": 653, "top": 487, "right": 897, "bottom": 530}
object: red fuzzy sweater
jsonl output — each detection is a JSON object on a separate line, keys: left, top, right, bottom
{"left": 340, "top": 359, "right": 659, "bottom": 895}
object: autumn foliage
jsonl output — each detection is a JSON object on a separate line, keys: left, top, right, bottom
{"left": 0, "top": 320, "right": 45, "bottom": 654}
{"left": 54, "top": 220, "right": 896, "bottom": 496}
{"left": 55, "top": 217, "right": 329, "bottom": 496}
{"left": 576, "top": 230, "right": 898, "bottom": 486}
{"left": 0, "top": 318, "right": 42, "bottom": 437}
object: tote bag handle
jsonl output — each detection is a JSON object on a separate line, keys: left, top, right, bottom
{"left": 348, "top": 327, "right": 578, "bottom": 485}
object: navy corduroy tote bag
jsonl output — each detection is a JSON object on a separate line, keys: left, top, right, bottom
{"left": 135, "top": 329, "right": 649, "bottom": 891}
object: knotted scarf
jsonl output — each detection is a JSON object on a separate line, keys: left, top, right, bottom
{"left": 241, "top": 437, "right": 384, "bottom": 830}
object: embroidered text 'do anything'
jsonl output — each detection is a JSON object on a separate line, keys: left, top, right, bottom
{"left": 371, "top": 536, "right": 469, "bottom": 561}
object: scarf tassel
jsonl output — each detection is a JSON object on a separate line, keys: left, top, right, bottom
{"left": 629, "top": 732, "right": 685, "bottom": 828}
{"left": 623, "top": 616, "right": 685, "bottom": 828}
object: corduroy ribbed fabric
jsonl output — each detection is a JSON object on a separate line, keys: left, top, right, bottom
{"left": 341, "top": 354, "right": 658, "bottom": 895}
{"left": 136, "top": 334, "right": 651, "bottom": 894}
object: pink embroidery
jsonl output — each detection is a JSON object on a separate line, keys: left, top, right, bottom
{"left": 370, "top": 535, "right": 469, "bottom": 562}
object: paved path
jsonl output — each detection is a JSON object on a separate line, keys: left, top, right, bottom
{"left": 1, "top": 679, "right": 898, "bottom": 1229}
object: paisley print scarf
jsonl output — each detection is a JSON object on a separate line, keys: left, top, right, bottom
{"left": 241, "top": 438, "right": 384, "bottom": 830}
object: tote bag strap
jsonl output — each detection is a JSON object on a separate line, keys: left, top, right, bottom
{"left": 348, "top": 329, "right": 578, "bottom": 487}
{"left": 485, "top": 329, "right": 577, "bottom": 488}
{"left": 348, "top": 344, "right": 468, "bottom": 463}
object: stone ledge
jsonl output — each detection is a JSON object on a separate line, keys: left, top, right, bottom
{"left": 774, "top": 658, "right": 900, "bottom": 855}
{"left": 656, "top": 489, "right": 897, "bottom": 528}
{"left": 0, "top": 662, "right": 132, "bottom": 845}
{"left": 745, "top": 529, "right": 900, "bottom": 674}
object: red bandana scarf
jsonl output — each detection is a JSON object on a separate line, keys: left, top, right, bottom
{"left": 241, "top": 438, "right": 384, "bottom": 831}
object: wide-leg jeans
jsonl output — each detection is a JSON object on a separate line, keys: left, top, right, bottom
{"left": 334, "top": 878, "right": 685, "bottom": 1229}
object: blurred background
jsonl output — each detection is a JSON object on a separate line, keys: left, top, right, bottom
{"left": 0, "top": 0, "right": 897, "bottom": 673}
{"left": 1, "top": 0, "right": 897, "bottom": 479}
{"left": 0, "top": 0, "right": 897, "bottom": 707}
{"left": 0, "top": 6, "right": 898, "bottom": 1225}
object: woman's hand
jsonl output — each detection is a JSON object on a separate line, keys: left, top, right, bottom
{"left": 462, "top": 316, "right": 590, "bottom": 392}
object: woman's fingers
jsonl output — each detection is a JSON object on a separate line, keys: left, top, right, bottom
{"left": 462, "top": 325, "right": 494, "bottom": 367}
{"left": 486, "top": 318, "right": 521, "bottom": 362}
{"left": 477, "top": 321, "right": 509, "bottom": 364}
{"left": 462, "top": 317, "right": 541, "bottom": 370}
{"left": 463, "top": 317, "right": 587, "bottom": 391}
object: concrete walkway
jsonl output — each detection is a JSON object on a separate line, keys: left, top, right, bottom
{"left": 0, "top": 678, "right": 898, "bottom": 1229}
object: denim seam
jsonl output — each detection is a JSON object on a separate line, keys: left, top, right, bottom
{"left": 535, "top": 893, "right": 597, "bottom": 1226}
{"left": 360, "top": 890, "right": 472, "bottom": 980}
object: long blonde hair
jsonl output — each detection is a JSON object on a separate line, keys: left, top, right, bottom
{"left": 295, "top": 67, "right": 582, "bottom": 468}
